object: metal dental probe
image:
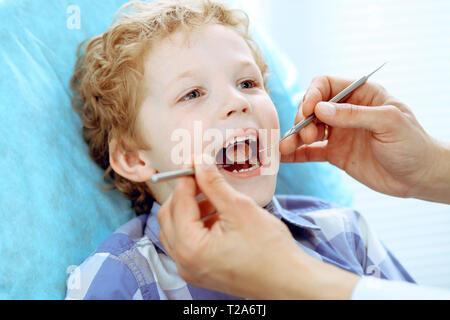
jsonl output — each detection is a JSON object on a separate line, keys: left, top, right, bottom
{"left": 259, "top": 62, "right": 388, "bottom": 152}
{"left": 150, "top": 62, "right": 387, "bottom": 184}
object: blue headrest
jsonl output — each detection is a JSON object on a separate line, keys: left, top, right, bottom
{"left": 0, "top": 0, "right": 352, "bottom": 299}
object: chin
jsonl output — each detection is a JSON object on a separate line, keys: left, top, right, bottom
{"left": 224, "top": 173, "right": 277, "bottom": 208}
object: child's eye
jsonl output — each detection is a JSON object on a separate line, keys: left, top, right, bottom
{"left": 180, "top": 80, "right": 258, "bottom": 103}
{"left": 181, "top": 89, "right": 202, "bottom": 102}
{"left": 238, "top": 80, "right": 258, "bottom": 89}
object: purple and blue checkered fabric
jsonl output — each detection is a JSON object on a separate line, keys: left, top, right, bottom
{"left": 66, "top": 195, "right": 414, "bottom": 300}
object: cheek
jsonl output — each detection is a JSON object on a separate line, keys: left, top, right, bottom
{"left": 257, "top": 96, "right": 280, "bottom": 129}
{"left": 259, "top": 101, "right": 281, "bottom": 149}
{"left": 268, "top": 106, "right": 280, "bottom": 129}
{"left": 138, "top": 111, "right": 189, "bottom": 171}
{"left": 163, "top": 113, "right": 213, "bottom": 167}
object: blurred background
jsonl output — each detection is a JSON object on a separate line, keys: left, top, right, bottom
{"left": 233, "top": 0, "right": 450, "bottom": 288}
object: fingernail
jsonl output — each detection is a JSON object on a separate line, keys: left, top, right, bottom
{"left": 317, "top": 102, "right": 336, "bottom": 117}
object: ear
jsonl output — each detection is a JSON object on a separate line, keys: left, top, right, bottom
{"left": 109, "top": 139, "right": 157, "bottom": 183}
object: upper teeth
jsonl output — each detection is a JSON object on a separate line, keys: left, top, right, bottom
{"left": 225, "top": 135, "right": 257, "bottom": 149}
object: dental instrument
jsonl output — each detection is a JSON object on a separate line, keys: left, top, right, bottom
{"left": 259, "top": 62, "right": 388, "bottom": 152}
{"left": 150, "top": 62, "right": 387, "bottom": 184}
{"left": 151, "top": 138, "right": 255, "bottom": 183}
{"left": 150, "top": 142, "right": 254, "bottom": 183}
{"left": 151, "top": 168, "right": 198, "bottom": 183}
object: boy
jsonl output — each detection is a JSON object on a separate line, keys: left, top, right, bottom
{"left": 66, "top": 0, "right": 414, "bottom": 300}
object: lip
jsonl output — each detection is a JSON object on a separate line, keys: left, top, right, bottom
{"left": 220, "top": 164, "right": 263, "bottom": 179}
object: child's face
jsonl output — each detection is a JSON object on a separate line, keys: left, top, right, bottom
{"left": 137, "top": 24, "right": 280, "bottom": 207}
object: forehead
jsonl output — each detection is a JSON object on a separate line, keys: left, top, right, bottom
{"left": 151, "top": 23, "right": 252, "bottom": 60}
{"left": 143, "top": 24, "right": 255, "bottom": 85}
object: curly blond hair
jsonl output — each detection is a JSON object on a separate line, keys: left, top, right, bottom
{"left": 71, "top": 0, "right": 270, "bottom": 215}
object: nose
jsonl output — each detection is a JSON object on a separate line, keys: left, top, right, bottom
{"left": 220, "top": 93, "right": 253, "bottom": 119}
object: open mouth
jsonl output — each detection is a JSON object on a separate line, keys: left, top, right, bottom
{"left": 215, "top": 134, "right": 262, "bottom": 174}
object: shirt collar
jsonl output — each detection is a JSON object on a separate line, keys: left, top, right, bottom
{"left": 144, "top": 203, "right": 168, "bottom": 255}
{"left": 267, "top": 197, "right": 321, "bottom": 231}
{"left": 145, "top": 196, "right": 321, "bottom": 255}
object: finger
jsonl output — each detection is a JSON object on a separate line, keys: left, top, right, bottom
{"left": 157, "top": 202, "right": 176, "bottom": 255}
{"left": 171, "top": 171, "right": 204, "bottom": 235}
{"left": 314, "top": 102, "right": 397, "bottom": 133}
{"left": 280, "top": 120, "right": 326, "bottom": 156}
{"left": 198, "top": 199, "right": 219, "bottom": 229}
{"left": 295, "top": 98, "right": 319, "bottom": 145}
{"left": 280, "top": 100, "right": 315, "bottom": 154}
{"left": 301, "top": 76, "right": 357, "bottom": 120}
{"left": 193, "top": 154, "right": 243, "bottom": 214}
{"left": 279, "top": 128, "right": 304, "bottom": 155}
{"left": 316, "top": 123, "right": 328, "bottom": 142}
{"left": 158, "top": 229, "right": 175, "bottom": 259}
{"left": 299, "top": 122, "right": 318, "bottom": 145}
{"left": 280, "top": 141, "right": 329, "bottom": 163}
{"left": 198, "top": 199, "right": 217, "bottom": 219}
{"left": 279, "top": 123, "right": 321, "bottom": 155}
{"left": 292, "top": 76, "right": 350, "bottom": 147}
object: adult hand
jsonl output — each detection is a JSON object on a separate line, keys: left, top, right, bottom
{"left": 280, "top": 76, "right": 450, "bottom": 204}
{"left": 157, "top": 156, "right": 359, "bottom": 299}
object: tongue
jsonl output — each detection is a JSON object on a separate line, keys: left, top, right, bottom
{"left": 224, "top": 161, "right": 253, "bottom": 173}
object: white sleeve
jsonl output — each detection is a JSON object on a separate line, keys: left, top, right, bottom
{"left": 351, "top": 276, "right": 450, "bottom": 300}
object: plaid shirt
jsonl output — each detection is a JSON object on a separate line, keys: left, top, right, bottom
{"left": 65, "top": 195, "right": 415, "bottom": 300}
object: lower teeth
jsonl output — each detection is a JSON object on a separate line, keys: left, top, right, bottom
{"left": 232, "top": 163, "right": 260, "bottom": 173}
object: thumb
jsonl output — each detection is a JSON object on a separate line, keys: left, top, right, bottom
{"left": 194, "top": 154, "right": 241, "bottom": 214}
{"left": 315, "top": 102, "right": 392, "bottom": 132}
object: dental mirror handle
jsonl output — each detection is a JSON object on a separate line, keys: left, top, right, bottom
{"left": 151, "top": 163, "right": 235, "bottom": 183}
{"left": 151, "top": 168, "right": 195, "bottom": 183}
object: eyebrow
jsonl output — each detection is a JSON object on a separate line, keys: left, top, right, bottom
{"left": 170, "top": 59, "right": 258, "bottom": 84}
